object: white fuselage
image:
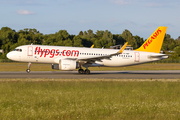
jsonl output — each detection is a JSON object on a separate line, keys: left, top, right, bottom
{"left": 7, "top": 45, "right": 168, "bottom": 68}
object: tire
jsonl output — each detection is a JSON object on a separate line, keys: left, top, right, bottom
{"left": 78, "top": 69, "right": 84, "bottom": 74}
{"left": 26, "top": 69, "right": 30, "bottom": 73}
{"left": 85, "top": 69, "right": 90, "bottom": 74}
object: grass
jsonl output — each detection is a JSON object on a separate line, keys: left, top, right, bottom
{"left": 1, "top": 62, "right": 180, "bottom": 71}
{"left": 0, "top": 78, "right": 180, "bottom": 120}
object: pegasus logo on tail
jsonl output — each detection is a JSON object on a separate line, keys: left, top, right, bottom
{"left": 143, "top": 28, "right": 162, "bottom": 49}
{"left": 135, "top": 26, "right": 167, "bottom": 53}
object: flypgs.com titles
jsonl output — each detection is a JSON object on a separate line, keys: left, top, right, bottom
{"left": 34, "top": 47, "right": 79, "bottom": 58}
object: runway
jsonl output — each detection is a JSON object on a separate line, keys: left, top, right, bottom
{"left": 0, "top": 70, "right": 180, "bottom": 79}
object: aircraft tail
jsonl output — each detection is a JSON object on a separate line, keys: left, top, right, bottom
{"left": 135, "top": 26, "right": 167, "bottom": 53}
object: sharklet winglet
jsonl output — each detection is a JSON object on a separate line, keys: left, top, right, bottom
{"left": 119, "top": 42, "right": 128, "bottom": 53}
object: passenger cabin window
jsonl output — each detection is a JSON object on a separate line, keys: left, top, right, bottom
{"left": 14, "top": 49, "right": 22, "bottom": 52}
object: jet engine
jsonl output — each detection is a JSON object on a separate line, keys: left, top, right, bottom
{"left": 51, "top": 59, "right": 79, "bottom": 70}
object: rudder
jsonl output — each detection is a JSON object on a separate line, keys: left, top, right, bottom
{"left": 135, "top": 26, "right": 167, "bottom": 53}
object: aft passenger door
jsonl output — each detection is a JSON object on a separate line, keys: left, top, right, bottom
{"left": 134, "top": 52, "right": 140, "bottom": 62}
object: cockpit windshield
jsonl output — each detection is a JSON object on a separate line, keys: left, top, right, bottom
{"left": 13, "top": 49, "right": 22, "bottom": 52}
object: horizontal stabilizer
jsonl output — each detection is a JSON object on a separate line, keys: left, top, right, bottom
{"left": 148, "top": 54, "right": 169, "bottom": 59}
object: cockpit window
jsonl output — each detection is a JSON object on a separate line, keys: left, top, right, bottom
{"left": 14, "top": 49, "right": 22, "bottom": 52}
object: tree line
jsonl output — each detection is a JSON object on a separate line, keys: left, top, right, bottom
{"left": 0, "top": 27, "right": 180, "bottom": 59}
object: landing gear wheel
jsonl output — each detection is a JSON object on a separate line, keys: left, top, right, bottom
{"left": 26, "top": 69, "right": 30, "bottom": 73}
{"left": 26, "top": 62, "right": 31, "bottom": 73}
{"left": 85, "top": 69, "right": 90, "bottom": 74}
{"left": 78, "top": 69, "right": 84, "bottom": 74}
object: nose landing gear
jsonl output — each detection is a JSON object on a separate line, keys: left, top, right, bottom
{"left": 26, "top": 62, "right": 31, "bottom": 73}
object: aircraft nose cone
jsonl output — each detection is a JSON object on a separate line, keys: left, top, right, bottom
{"left": 6, "top": 51, "right": 21, "bottom": 61}
{"left": 6, "top": 52, "right": 13, "bottom": 59}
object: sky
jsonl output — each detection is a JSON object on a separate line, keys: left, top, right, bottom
{"left": 0, "top": 0, "right": 180, "bottom": 39}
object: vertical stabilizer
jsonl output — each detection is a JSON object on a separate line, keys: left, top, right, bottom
{"left": 135, "top": 26, "right": 167, "bottom": 53}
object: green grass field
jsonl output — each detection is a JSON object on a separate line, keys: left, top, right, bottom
{"left": 1, "top": 62, "right": 180, "bottom": 71}
{"left": 0, "top": 78, "right": 180, "bottom": 120}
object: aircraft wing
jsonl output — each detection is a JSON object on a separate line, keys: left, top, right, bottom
{"left": 77, "top": 42, "right": 128, "bottom": 64}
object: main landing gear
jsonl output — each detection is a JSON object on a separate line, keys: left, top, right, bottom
{"left": 78, "top": 68, "right": 90, "bottom": 74}
{"left": 26, "top": 62, "right": 31, "bottom": 73}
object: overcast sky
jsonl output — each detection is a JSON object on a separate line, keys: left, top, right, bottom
{"left": 0, "top": 0, "right": 179, "bottom": 39}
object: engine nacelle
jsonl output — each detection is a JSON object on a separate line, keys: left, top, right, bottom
{"left": 52, "top": 59, "right": 79, "bottom": 70}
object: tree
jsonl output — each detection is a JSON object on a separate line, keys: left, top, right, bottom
{"left": 63, "top": 38, "right": 72, "bottom": 46}
{"left": 0, "top": 37, "right": 2, "bottom": 49}
{"left": 172, "top": 46, "right": 180, "bottom": 59}
{"left": 0, "top": 27, "right": 18, "bottom": 54}
{"left": 120, "top": 29, "right": 137, "bottom": 49}
{"left": 162, "top": 34, "right": 175, "bottom": 51}
{"left": 94, "top": 30, "right": 104, "bottom": 48}
{"left": 101, "top": 30, "right": 115, "bottom": 48}
{"left": 43, "top": 30, "right": 71, "bottom": 46}
{"left": 73, "top": 36, "right": 83, "bottom": 47}
{"left": 78, "top": 31, "right": 83, "bottom": 36}
{"left": 16, "top": 28, "right": 43, "bottom": 45}
{"left": 81, "top": 30, "right": 94, "bottom": 47}
{"left": 87, "top": 29, "right": 94, "bottom": 38}
{"left": 133, "top": 35, "right": 144, "bottom": 48}
{"left": 113, "top": 34, "right": 126, "bottom": 46}
{"left": 96, "top": 30, "right": 104, "bottom": 40}
{"left": 56, "top": 30, "right": 69, "bottom": 41}
{"left": 43, "top": 34, "right": 56, "bottom": 45}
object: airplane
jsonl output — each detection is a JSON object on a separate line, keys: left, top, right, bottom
{"left": 6, "top": 26, "right": 168, "bottom": 74}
